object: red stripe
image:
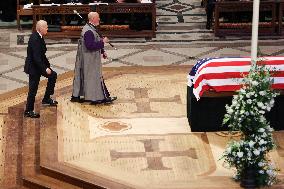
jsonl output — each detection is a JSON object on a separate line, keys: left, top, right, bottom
{"left": 198, "top": 84, "right": 242, "bottom": 98}
{"left": 256, "top": 60, "right": 284, "bottom": 65}
{"left": 203, "top": 61, "right": 250, "bottom": 68}
{"left": 212, "top": 85, "right": 242, "bottom": 92}
{"left": 194, "top": 72, "right": 247, "bottom": 87}
{"left": 270, "top": 71, "right": 284, "bottom": 77}
{"left": 193, "top": 58, "right": 284, "bottom": 98}
{"left": 197, "top": 85, "right": 210, "bottom": 98}
{"left": 198, "top": 61, "right": 249, "bottom": 74}
{"left": 194, "top": 71, "right": 284, "bottom": 89}
{"left": 272, "top": 84, "right": 284, "bottom": 89}
{"left": 197, "top": 59, "right": 284, "bottom": 74}
{"left": 197, "top": 82, "right": 284, "bottom": 98}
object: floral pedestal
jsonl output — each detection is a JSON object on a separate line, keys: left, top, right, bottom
{"left": 221, "top": 61, "right": 279, "bottom": 188}
{"left": 240, "top": 166, "right": 257, "bottom": 188}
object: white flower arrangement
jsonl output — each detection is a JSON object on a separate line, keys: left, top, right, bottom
{"left": 221, "top": 60, "right": 279, "bottom": 187}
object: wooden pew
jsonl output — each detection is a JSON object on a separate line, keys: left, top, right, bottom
{"left": 17, "top": 0, "right": 36, "bottom": 30}
{"left": 96, "top": 3, "right": 156, "bottom": 38}
{"left": 279, "top": 1, "right": 284, "bottom": 35}
{"left": 214, "top": 1, "right": 277, "bottom": 37}
{"left": 32, "top": 5, "right": 91, "bottom": 38}
{"left": 31, "top": 3, "right": 156, "bottom": 39}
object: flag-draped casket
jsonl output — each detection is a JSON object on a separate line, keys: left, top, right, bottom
{"left": 187, "top": 57, "right": 284, "bottom": 132}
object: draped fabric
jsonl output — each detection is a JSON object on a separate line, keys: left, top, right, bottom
{"left": 188, "top": 57, "right": 284, "bottom": 100}
{"left": 72, "top": 24, "right": 110, "bottom": 101}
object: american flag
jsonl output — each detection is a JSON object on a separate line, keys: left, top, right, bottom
{"left": 188, "top": 57, "right": 223, "bottom": 87}
{"left": 188, "top": 57, "right": 284, "bottom": 100}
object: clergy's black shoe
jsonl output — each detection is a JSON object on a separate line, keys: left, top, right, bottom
{"left": 42, "top": 98, "right": 58, "bottom": 106}
{"left": 104, "top": 96, "right": 117, "bottom": 104}
{"left": 90, "top": 100, "right": 104, "bottom": 105}
{"left": 70, "top": 96, "right": 85, "bottom": 103}
{"left": 24, "top": 111, "right": 40, "bottom": 118}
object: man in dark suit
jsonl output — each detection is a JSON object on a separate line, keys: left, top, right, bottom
{"left": 206, "top": 0, "right": 216, "bottom": 29}
{"left": 24, "top": 20, "right": 58, "bottom": 118}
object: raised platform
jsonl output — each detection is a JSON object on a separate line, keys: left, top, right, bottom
{"left": 1, "top": 66, "right": 284, "bottom": 188}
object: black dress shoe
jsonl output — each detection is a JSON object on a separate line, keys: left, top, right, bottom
{"left": 104, "top": 96, "right": 117, "bottom": 104}
{"left": 90, "top": 100, "right": 104, "bottom": 105}
{"left": 90, "top": 97, "right": 117, "bottom": 105}
{"left": 24, "top": 111, "right": 40, "bottom": 118}
{"left": 70, "top": 96, "right": 85, "bottom": 103}
{"left": 42, "top": 98, "right": 58, "bottom": 106}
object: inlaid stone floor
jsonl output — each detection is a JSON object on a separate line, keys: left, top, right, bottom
{"left": 1, "top": 67, "right": 284, "bottom": 188}
{"left": 1, "top": 29, "right": 284, "bottom": 95}
{"left": 1, "top": 0, "right": 284, "bottom": 94}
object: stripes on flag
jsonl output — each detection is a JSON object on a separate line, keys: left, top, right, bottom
{"left": 188, "top": 57, "right": 284, "bottom": 100}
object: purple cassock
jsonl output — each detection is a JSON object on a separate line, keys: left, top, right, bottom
{"left": 72, "top": 24, "right": 111, "bottom": 103}
{"left": 83, "top": 30, "right": 105, "bottom": 54}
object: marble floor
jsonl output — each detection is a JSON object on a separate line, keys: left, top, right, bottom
{"left": 1, "top": 0, "right": 284, "bottom": 95}
{"left": 1, "top": 66, "right": 284, "bottom": 188}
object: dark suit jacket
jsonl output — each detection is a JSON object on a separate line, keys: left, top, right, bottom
{"left": 24, "top": 32, "right": 50, "bottom": 75}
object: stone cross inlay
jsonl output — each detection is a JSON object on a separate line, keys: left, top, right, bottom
{"left": 117, "top": 88, "right": 182, "bottom": 113}
{"left": 110, "top": 139, "right": 197, "bottom": 170}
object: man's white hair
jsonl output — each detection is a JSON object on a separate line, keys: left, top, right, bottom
{"left": 88, "top": 12, "right": 99, "bottom": 21}
{"left": 36, "top": 20, "right": 47, "bottom": 31}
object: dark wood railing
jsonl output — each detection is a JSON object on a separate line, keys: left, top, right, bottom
{"left": 213, "top": 1, "right": 284, "bottom": 37}
{"left": 31, "top": 3, "right": 156, "bottom": 39}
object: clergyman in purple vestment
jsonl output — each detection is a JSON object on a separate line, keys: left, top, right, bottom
{"left": 71, "top": 12, "right": 117, "bottom": 104}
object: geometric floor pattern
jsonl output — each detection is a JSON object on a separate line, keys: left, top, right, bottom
{"left": 55, "top": 68, "right": 284, "bottom": 188}
{"left": 1, "top": 0, "right": 284, "bottom": 95}
{"left": 1, "top": 67, "right": 284, "bottom": 188}
{"left": 1, "top": 29, "right": 284, "bottom": 94}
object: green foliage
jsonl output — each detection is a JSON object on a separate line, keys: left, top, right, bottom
{"left": 221, "top": 59, "right": 279, "bottom": 186}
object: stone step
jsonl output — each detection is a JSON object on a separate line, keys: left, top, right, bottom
{"left": 157, "top": 26, "right": 208, "bottom": 31}
{"left": 158, "top": 22, "right": 204, "bottom": 27}
{"left": 1, "top": 106, "right": 25, "bottom": 188}
{"left": 40, "top": 165, "right": 107, "bottom": 189}
{"left": 21, "top": 107, "right": 83, "bottom": 189}
{"left": 22, "top": 117, "right": 40, "bottom": 177}
{"left": 23, "top": 174, "right": 82, "bottom": 189}
{"left": 156, "top": 30, "right": 211, "bottom": 34}
{"left": 20, "top": 186, "right": 31, "bottom": 189}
